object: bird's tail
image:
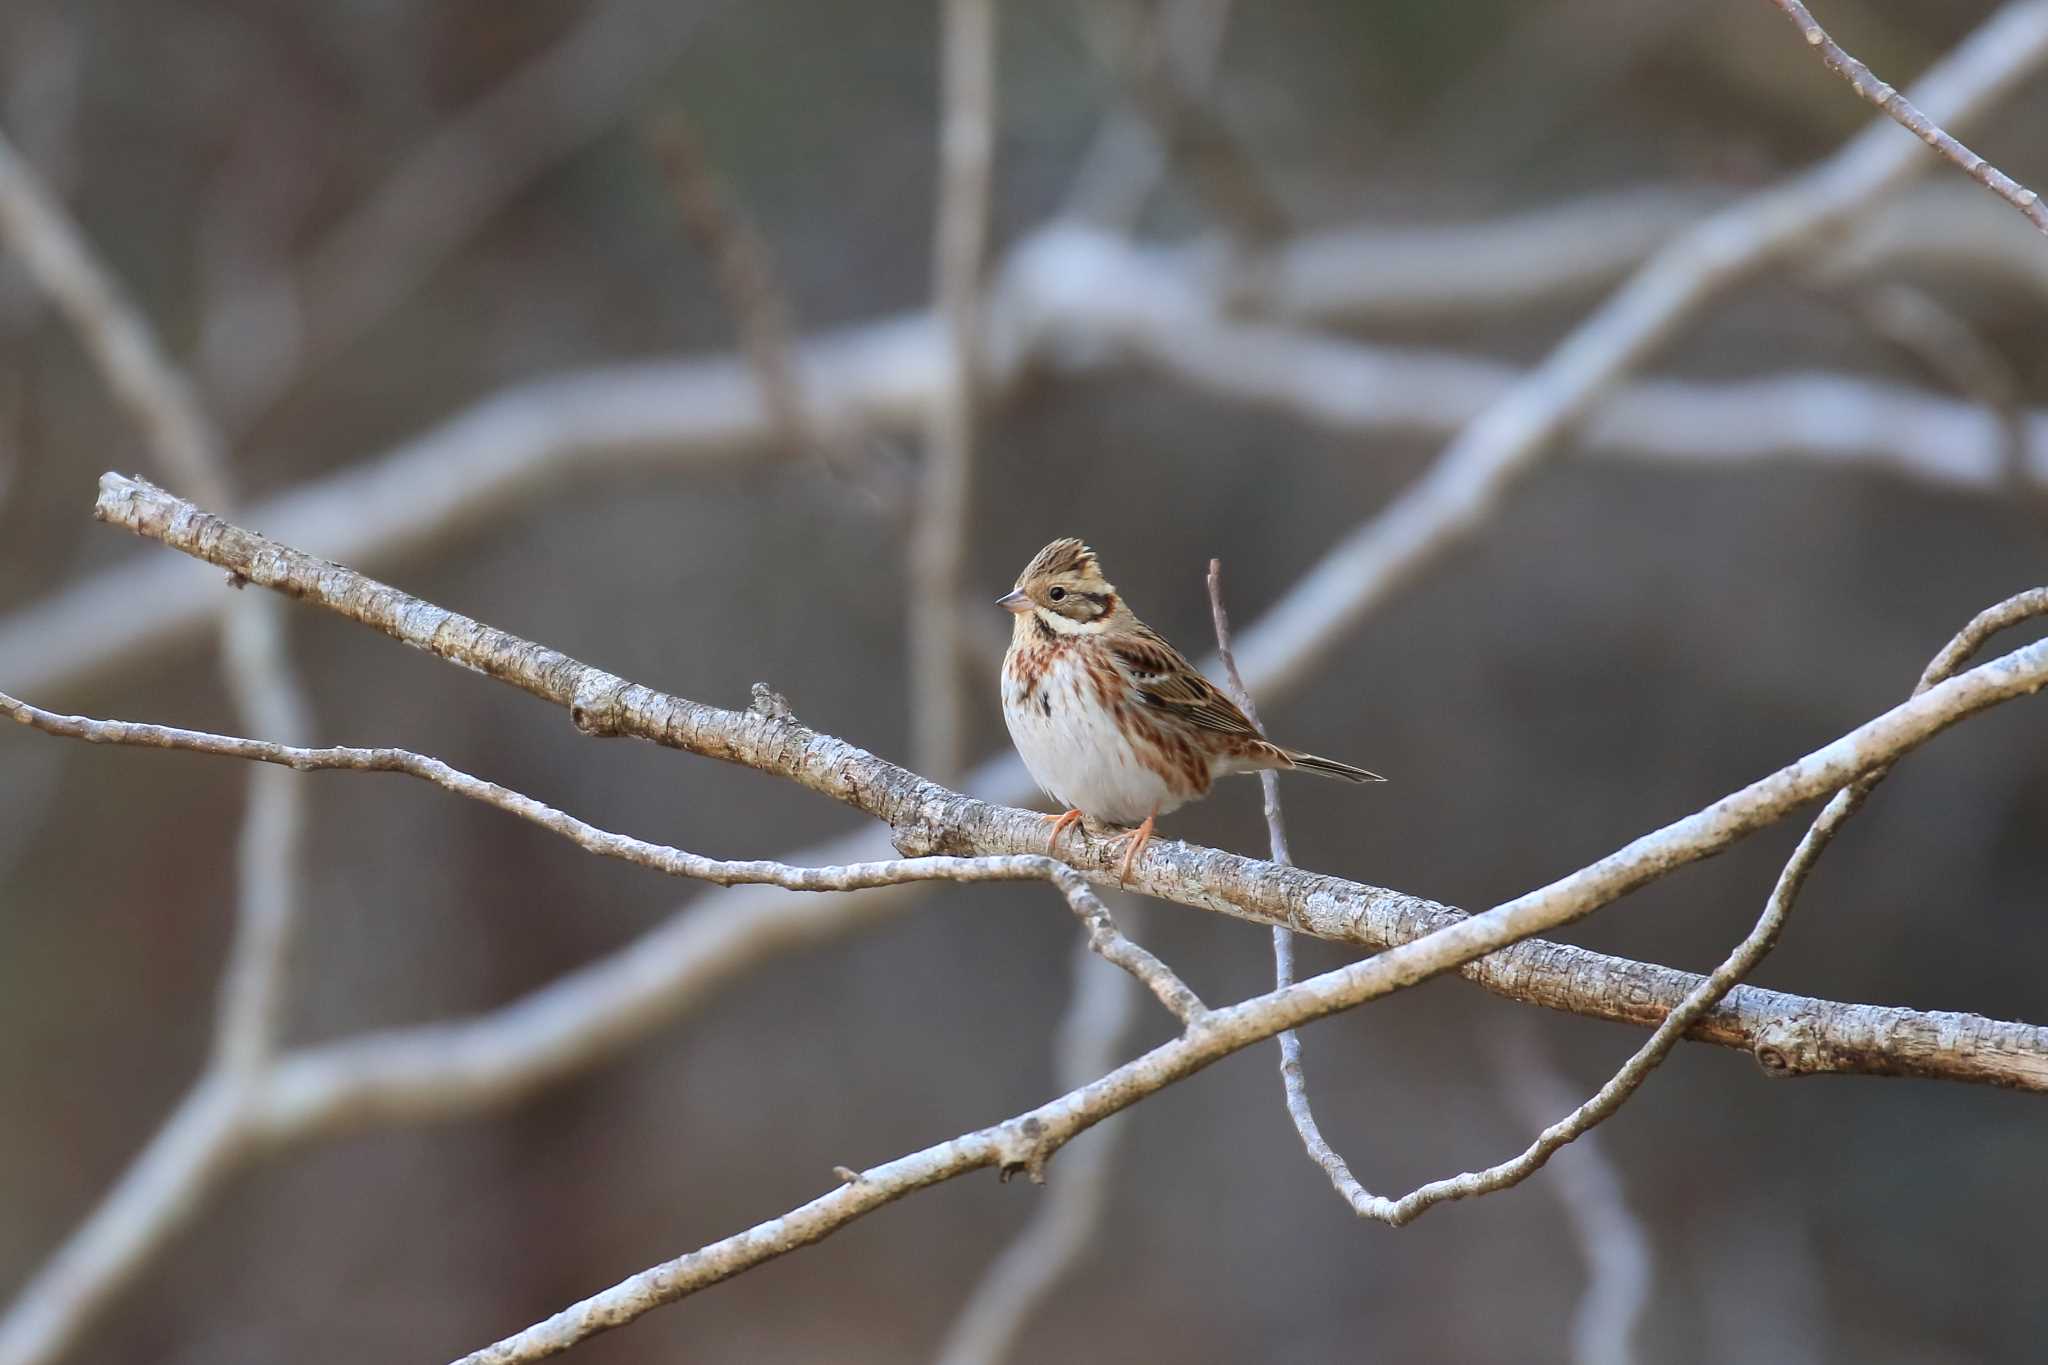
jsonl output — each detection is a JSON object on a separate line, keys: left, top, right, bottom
{"left": 1284, "top": 749, "right": 1387, "bottom": 783}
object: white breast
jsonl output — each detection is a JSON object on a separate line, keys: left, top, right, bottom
{"left": 1002, "top": 648, "right": 1186, "bottom": 827}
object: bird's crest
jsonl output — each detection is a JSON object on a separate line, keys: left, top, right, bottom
{"left": 1020, "top": 537, "right": 1101, "bottom": 584}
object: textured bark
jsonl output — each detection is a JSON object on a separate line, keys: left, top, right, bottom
{"left": 92, "top": 472, "right": 2048, "bottom": 1092}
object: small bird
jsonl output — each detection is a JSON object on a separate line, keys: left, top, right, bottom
{"left": 999, "top": 537, "right": 1383, "bottom": 884}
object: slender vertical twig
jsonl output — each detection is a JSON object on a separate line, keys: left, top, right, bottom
{"left": 909, "top": 0, "right": 996, "bottom": 781}
{"left": 645, "top": 111, "right": 834, "bottom": 473}
{"left": 1207, "top": 559, "right": 1374, "bottom": 1205}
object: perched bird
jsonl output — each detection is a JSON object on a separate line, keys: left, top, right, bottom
{"left": 999, "top": 537, "right": 1383, "bottom": 883}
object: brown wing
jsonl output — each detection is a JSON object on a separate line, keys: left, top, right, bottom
{"left": 1108, "top": 627, "right": 1263, "bottom": 740}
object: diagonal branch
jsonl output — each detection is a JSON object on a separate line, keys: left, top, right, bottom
{"left": 1765, "top": 0, "right": 2048, "bottom": 236}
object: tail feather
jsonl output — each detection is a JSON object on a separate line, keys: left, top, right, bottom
{"left": 1285, "top": 749, "right": 1387, "bottom": 783}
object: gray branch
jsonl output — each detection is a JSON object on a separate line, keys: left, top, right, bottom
{"left": 88, "top": 471, "right": 2048, "bottom": 1092}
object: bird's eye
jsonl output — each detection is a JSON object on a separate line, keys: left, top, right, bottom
{"left": 1048, "top": 587, "right": 1067, "bottom": 602}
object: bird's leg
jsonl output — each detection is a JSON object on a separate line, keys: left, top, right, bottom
{"left": 1040, "top": 808, "right": 1084, "bottom": 856}
{"left": 1113, "top": 813, "right": 1157, "bottom": 887}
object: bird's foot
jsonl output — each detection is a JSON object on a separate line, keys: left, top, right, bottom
{"left": 1112, "top": 814, "right": 1156, "bottom": 887}
{"left": 1040, "top": 808, "right": 1085, "bottom": 857}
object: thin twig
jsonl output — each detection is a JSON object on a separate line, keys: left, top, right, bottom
{"left": 645, "top": 111, "right": 829, "bottom": 471}
{"left": 0, "top": 691, "right": 1207, "bottom": 1028}
{"left": 909, "top": 0, "right": 995, "bottom": 781}
{"left": 1831, "top": 282, "right": 2031, "bottom": 494}
{"left": 1064, "top": 0, "right": 1276, "bottom": 242}
{"left": 1319, "top": 587, "right": 2048, "bottom": 1227}
{"left": 1206, "top": 558, "right": 1372, "bottom": 1206}
{"left": 210, "top": 0, "right": 721, "bottom": 433}
{"left": 1765, "top": 0, "right": 2048, "bottom": 236}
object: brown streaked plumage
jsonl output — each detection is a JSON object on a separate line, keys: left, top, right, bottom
{"left": 997, "top": 537, "right": 1383, "bottom": 883}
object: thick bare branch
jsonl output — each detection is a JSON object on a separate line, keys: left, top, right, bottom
{"left": 1766, "top": 0, "right": 2048, "bottom": 235}
{"left": 85, "top": 473, "right": 2048, "bottom": 1091}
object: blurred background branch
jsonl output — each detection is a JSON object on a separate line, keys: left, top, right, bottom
{"left": 0, "top": 122, "right": 313, "bottom": 1365}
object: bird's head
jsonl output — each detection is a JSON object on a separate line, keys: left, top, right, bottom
{"left": 998, "top": 538, "right": 1120, "bottom": 636}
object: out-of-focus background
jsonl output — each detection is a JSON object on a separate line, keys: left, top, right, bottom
{"left": 3, "top": 2, "right": 2047, "bottom": 1361}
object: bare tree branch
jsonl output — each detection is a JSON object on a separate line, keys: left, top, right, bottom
{"left": 82, "top": 472, "right": 2048, "bottom": 1090}
{"left": 1765, "top": 0, "right": 2048, "bottom": 236}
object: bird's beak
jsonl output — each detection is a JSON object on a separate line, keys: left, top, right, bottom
{"left": 996, "top": 589, "right": 1031, "bottom": 614}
